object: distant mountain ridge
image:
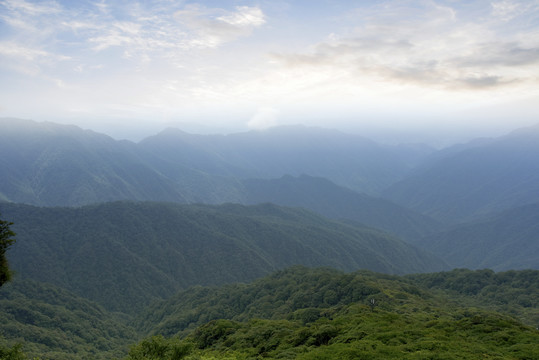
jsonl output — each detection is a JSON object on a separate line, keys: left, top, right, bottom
{"left": 416, "top": 202, "right": 539, "bottom": 271}
{"left": 0, "top": 118, "right": 433, "bottom": 206}
{"left": 1, "top": 201, "right": 447, "bottom": 314}
{"left": 241, "top": 174, "right": 441, "bottom": 242}
{"left": 139, "top": 125, "right": 432, "bottom": 194}
{"left": 383, "top": 123, "right": 539, "bottom": 223}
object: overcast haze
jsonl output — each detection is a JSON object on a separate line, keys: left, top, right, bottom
{"left": 1, "top": 0, "right": 539, "bottom": 144}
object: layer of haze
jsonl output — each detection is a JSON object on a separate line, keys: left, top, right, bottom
{"left": 1, "top": 0, "right": 539, "bottom": 145}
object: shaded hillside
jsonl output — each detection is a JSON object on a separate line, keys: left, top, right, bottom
{"left": 0, "top": 279, "right": 136, "bottom": 359}
{"left": 138, "top": 125, "right": 433, "bottom": 194}
{"left": 1, "top": 201, "right": 446, "bottom": 314}
{"left": 416, "top": 203, "right": 539, "bottom": 271}
{"left": 383, "top": 123, "right": 539, "bottom": 223}
{"left": 242, "top": 174, "right": 441, "bottom": 242}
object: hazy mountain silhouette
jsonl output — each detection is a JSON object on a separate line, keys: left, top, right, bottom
{"left": 241, "top": 174, "right": 441, "bottom": 242}
{"left": 0, "top": 118, "right": 187, "bottom": 205}
{"left": 0, "top": 118, "right": 433, "bottom": 206}
{"left": 139, "top": 125, "right": 433, "bottom": 194}
{"left": 417, "top": 202, "right": 539, "bottom": 271}
{"left": 383, "top": 124, "right": 539, "bottom": 223}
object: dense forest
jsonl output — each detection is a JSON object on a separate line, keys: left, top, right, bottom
{"left": 1, "top": 201, "right": 446, "bottom": 314}
{"left": 1, "top": 267, "right": 538, "bottom": 359}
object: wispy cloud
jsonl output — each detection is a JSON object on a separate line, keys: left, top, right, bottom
{"left": 173, "top": 4, "right": 266, "bottom": 48}
{"left": 1, "top": 0, "right": 538, "bottom": 133}
{"left": 271, "top": 0, "right": 539, "bottom": 91}
{"left": 0, "top": 1, "right": 266, "bottom": 74}
{"left": 490, "top": 0, "right": 539, "bottom": 21}
{"left": 1, "top": 0, "right": 61, "bottom": 16}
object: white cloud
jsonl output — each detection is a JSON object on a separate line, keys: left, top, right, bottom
{"left": 247, "top": 107, "right": 280, "bottom": 130}
{"left": 0, "top": 42, "right": 49, "bottom": 61}
{"left": 0, "top": 41, "right": 70, "bottom": 76}
{"left": 491, "top": 0, "right": 527, "bottom": 21}
{"left": 0, "top": 1, "right": 266, "bottom": 69}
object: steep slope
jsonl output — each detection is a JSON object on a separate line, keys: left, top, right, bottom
{"left": 383, "top": 123, "right": 539, "bottom": 223}
{"left": 416, "top": 203, "right": 539, "bottom": 271}
{"left": 139, "top": 125, "right": 433, "bottom": 195}
{"left": 0, "top": 118, "right": 187, "bottom": 206}
{"left": 0, "top": 279, "right": 136, "bottom": 359}
{"left": 1, "top": 201, "right": 446, "bottom": 314}
{"left": 241, "top": 174, "right": 441, "bottom": 242}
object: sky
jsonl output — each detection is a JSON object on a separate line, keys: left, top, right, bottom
{"left": 1, "top": 0, "right": 539, "bottom": 144}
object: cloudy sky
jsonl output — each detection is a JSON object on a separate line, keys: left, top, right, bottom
{"left": 1, "top": 0, "right": 538, "bottom": 142}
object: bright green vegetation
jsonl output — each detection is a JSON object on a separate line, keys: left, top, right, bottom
{"left": 1, "top": 267, "right": 538, "bottom": 359}
{"left": 140, "top": 306, "right": 537, "bottom": 359}
{"left": 126, "top": 267, "right": 539, "bottom": 359}
{"left": 1, "top": 201, "right": 445, "bottom": 314}
{"left": 407, "top": 268, "right": 539, "bottom": 327}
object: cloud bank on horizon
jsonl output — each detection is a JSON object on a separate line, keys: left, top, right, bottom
{"left": 0, "top": 0, "right": 538, "bottom": 139}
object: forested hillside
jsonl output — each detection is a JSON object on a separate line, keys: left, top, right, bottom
{"left": 0, "top": 279, "right": 136, "bottom": 359}
{"left": 128, "top": 267, "right": 539, "bottom": 359}
{"left": 1, "top": 201, "right": 445, "bottom": 313}
{"left": 407, "top": 268, "right": 539, "bottom": 327}
{"left": 0, "top": 118, "right": 189, "bottom": 206}
{"left": 415, "top": 203, "right": 539, "bottom": 270}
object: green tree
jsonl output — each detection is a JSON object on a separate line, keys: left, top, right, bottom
{"left": 0, "top": 213, "right": 16, "bottom": 287}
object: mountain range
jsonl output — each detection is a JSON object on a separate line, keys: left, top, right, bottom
{"left": 1, "top": 117, "right": 539, "bottom": 358}
{"left": 2, "top": 117, "right": 539, "bottom": 274}
{"left": 0, "top": 118, "right": 432, "bottom": 206}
